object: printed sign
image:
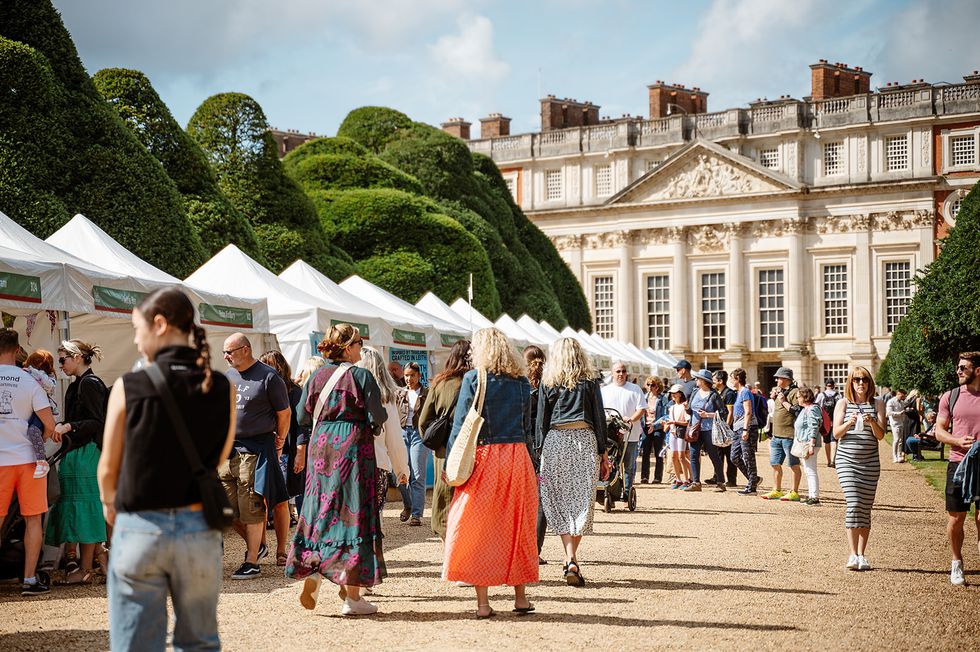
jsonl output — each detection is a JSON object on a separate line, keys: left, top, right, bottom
{"left": 199, "top": 303, "right": 254, "bottom": 329}
{"left": 0, "top": 271, "right": 41, "bottom": 303}
{"left": 389, "top": 348, "right": 430, "bottom": 386}
{"left": 392, "top": 328, "right": 426, "bottom": 348}
{"left": 440, "top": 333, "right": 464, "bottom": 348}
{"left": 329, "top": 319, "right": 370, "bottom": 340}
{"left": 92, "top": 286, "right": 148, "bottom": 313}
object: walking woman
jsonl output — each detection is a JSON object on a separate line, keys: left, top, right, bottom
{"left": 355, "top": 346, "right": 409, "bottom": 564}
{"left": 833, "top": 366, "right": 886, "bottom": 571}
{"left": 98, "top": 288, "right": 235, "bottom": 651}
{"left": 259, "top": 350, "right": 304, "bottom": 566}
{"left": 418, "top": 339, "right": 472, "bottom": 542}
{"left": 287, "top": 324, "right": 386, "bottom": 616}
{"left": 640, "top": 377, "right": 669, "bottom": 484}
{"left": 443, "top": 327, "right": 536, "bottom": 618}
{"left": 47, "top": 339, "right": 109, "bottom": 584}
{"left": 685, "top": 369, "right": 726, "bottom": 493}
{"left": 794, "top": 387, "right": 823, "bottom": 506}
{"left": 730, "top": 368, "right": 759, "bottom": 494}
{"left": 536, "top": 337, "right": 606, "bottom": 587}
{"left": 522, "top": 345, "right": 549, "bottom": 562}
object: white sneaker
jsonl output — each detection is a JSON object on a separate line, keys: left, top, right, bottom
{"left": 341, "top": 597, "right": 378, "bottom": 616}
{"left": 846, "top": 554, "right": 859, "bottom": 570}
{"left": 857, "top": 556, "right": 871, "bottom": 571}
{"left": 951, "top": 560, "right": 965, "bottom": 586}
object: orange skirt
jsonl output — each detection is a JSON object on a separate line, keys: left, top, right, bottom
{"left": 442, "top": 443, "right": 539, "bottom": 586}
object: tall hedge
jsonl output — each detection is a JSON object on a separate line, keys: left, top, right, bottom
{"left": 0, "top": 0, "right": 207, "bottom": 277}
{"left": 92, "top": 68, "right": 268, "bottom": 264}
{"left": 880, "top": 186, "right": 980, "bottom": 395}
{"left": 283, "top": 138, "right": 423, "bottom": 196}
{"left": 186, "top": 93, "right": 354, "bottom": 279}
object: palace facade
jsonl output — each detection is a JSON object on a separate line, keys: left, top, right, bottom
{"left": 453, "top": 61, "right": 980, "bottom": 387}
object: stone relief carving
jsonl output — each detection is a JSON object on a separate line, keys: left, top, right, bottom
{"left": 582, "top": 230, "right": 633, "bottom": 250}
{"left": 665, "top": 226, "right": 687, "bottom": 242}
{"left": 786, "top": 142, "right": 798, "bottom": 178}
{"left": 813, "top": 214, "right": 872, "bottom": 234}
{"left": 856, "top": 136, "right": 866, "bottom": 174}
{"left": 920, "top": 131, "right": 930, "bottom": 167}
{"left": 871, "top": 210, "right": 934, "bottom": 231}
{"left": 635, "top": 228, "right": 671, "bottom": 245}
{"left": 551, "top": 234, "right": 582, "bottom": 251}
{"left": 686, "top": 225, "right": 730, "bottom": 253}
{"left": 653, "top": 154, "right": 776, "bottom": 200}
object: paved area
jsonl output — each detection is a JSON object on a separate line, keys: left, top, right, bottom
{"left": 2, "top": 440, "right": 978, "bottom": 651}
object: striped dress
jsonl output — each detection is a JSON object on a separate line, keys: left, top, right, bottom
{"left": 835, "top": 401, "right": 881, "bottom": 529}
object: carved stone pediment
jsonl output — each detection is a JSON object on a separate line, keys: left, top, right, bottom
{"left": 686, "top": 225, "right": 730, "bottom": 253}
{"left": 607, "top": 140, "right": 800, "bottom": 206}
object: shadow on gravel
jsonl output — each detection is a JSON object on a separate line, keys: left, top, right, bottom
{"left": 377, "top": 594, "right": 619, "bottom": 604}
{"left": 331, "top": 611, "right": 798, "bottom": 630}
{"left": 539, "top": 578, "right": 833, "bottom": 595}
{"left": 587, "top": 560, "right": 765, "bottom": 574}
{"left": 637, "top": 508, "right": 778, "bottom": 516}
{"left": 588, "top": 531, "right": 696, "bottom": 539}
{"left": 0, "top": 629, "right": 108, "bottom": 650}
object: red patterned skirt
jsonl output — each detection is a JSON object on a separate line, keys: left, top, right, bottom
{"left": 442, "top": 443, "right": 539, "bottom": 586}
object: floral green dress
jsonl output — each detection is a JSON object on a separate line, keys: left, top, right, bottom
{"left": 285, "top": 364, "right": 386, "bottom": 586}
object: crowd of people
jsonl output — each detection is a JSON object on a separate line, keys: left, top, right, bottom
{"left": 0, "top": 287, "right": 978, "bottom": 649}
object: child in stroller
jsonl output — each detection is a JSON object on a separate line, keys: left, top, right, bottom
{"left": 596, "top": 408, "right": 637, "bottom": 512}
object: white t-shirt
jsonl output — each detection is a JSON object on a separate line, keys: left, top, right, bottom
{"left": 601, "top": 381, "right": 645, "bottom": 442}
{"left": 406, "top": 388, "right": 419, "bottom": 424}
{"left": 0, "top": 364, "right": 51, "bottom": 466}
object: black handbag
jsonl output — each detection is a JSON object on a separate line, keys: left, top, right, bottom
{"left": 145, "top": 364, "right": 233, "bottom": 530}
{"left": 421, "top": 414, "right": 452, "bottom": 451}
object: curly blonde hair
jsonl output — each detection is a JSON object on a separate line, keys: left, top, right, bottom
{"left": 542, "top": 337, "right": 596, "bottom": 390}
{"left": 471, "top": 327, "right": 525, "bottom": 378}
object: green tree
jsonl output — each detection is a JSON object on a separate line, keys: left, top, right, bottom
{"left": 186, "top": 93, "right": 354, "bottom": 278}
{"left": 92, "top": 68, "right": 267, "bottom": 264}
{"left": 0, "top": 0, "right": 207, "bottom": 277}
{"left": 337, "top": 107, "right": 413, "bottom": 154}
{"left": 880, "top": 185, "right": 980, "bottom": 395}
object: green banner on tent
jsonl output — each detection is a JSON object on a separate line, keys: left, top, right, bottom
{"left": 0, "top": 271, "right": 42, "bottom": 303}
{"left": 330, "top": 319, "right": 370, "bottom": 340}
{"left": 392, "top": 328, "right": 426, "bottom": 348}
{"left": 199, "top": 303, "right": 254, "bottom": 328}
{"left": 92, "top": 286, "right": 148, "bottom": 313}
{"left": 440, "top": 333, "right": 464, "bottom": 348}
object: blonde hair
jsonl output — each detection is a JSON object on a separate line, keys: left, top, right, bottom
{"left": 295, "top": 356, "right": 325, "bottom": 387}
{"left": 59, "top": 339, "right": 102, "bottom": 365}
{"left": 356, "top": 346, "right": 400, "bottom": 405}
{"left": 542, "top": 337, "right": 596, "bottom": 390}
{"left": 844, "top": 365, "right": 877, "bottom": 403}
{"left": 471, "top": 327, "right": 525, "bottom": 378}
{"left": 317, "top": 323, "right": 361, "bottom": 362}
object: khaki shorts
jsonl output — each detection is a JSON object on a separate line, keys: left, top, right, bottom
{"left": 218, "top": 452, "right": 266, "bottom": 524}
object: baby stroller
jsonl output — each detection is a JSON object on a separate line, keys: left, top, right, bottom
{"left": 0, "top": 434, "right": 72, "bottom": 582}
{"left": 595, "top": 408, "right": 637, "bottom": 512}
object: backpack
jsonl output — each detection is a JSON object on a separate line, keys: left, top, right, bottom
{"left": 821, "top": 391, "right": 839, "bottom": 416}
{"left": 751, "top": 391, "right": 769, "bottom": 428}
{"left": 818, "top": 404, "right": 832, "bottom": 438}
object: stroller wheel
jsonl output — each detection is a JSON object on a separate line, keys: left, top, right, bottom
{"left": 603, "top": 492, "right": 614, "bottom": 513}
{"left": 628, "top": 486, "right": 637, "bottom": 512}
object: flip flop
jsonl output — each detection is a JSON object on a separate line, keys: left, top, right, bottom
{"left": 475, "top": 606, "right": 496, "bottom": 620}
{"left": 512, "top": 603, "right": 535, "bottom": 614}
{"left": 300, "top": 574, "right": 322, "bottom": 610}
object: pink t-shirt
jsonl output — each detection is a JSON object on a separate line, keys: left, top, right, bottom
{"left": 938, "top": 386, "right": 980, "bottom": 463}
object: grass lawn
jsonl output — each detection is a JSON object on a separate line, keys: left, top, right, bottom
{"left": 885, "top": 431, "right": 975, "bottom": 516}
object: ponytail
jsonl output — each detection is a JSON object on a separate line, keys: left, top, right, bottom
{"left": 193, "top": 325, "right": 213, "bottom": 394}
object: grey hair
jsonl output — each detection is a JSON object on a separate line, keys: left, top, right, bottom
{"left": 356, "top": 346, "right": 400, "bottom": 405}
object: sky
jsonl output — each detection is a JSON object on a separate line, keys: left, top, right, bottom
{"left": 53, "top": 0, "right": 980, "bottom": 138}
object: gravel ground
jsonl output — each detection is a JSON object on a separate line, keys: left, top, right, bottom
{"left": 2, "top": 440, "right": 978, "bottom": 651}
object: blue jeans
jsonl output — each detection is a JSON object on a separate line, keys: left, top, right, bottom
{"left": 688, "top": 429, "right": 723, "bottom": 484}
{"left": 623, "top": 441, "right": 639, "bottom": 493}
{"left": 398, "top": 427, "right": 428, "bottom": 518}
{"left": 108, "top": 508, "right": 222, "bottom": 652}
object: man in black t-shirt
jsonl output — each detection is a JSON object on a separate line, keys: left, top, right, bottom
{"left": 220, "top": 333, "right": 290, "bottom": 580}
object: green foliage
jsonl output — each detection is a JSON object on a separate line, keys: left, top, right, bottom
{"left": 380, "top": 125, "right": 476, "bottom": 200}
{"left": 0, "top": 1, "right": 208, "bottom": 277}
{"left": 336, "top": 107, "right": 413, "bottom": 154}
{"left": 187, "top": 93, "right": 354, "bottom": 278}
{"left": 881, "top": 185, "right": 980, "bottom": 395}
{"left": 281, "top": 136, "right": 369, "bottom": 165}
{"left": 283, "top": 139, "right": 423, "bottom": 195}
{"left": 314, "top": 188, "right": 497, "bottom": 312}
{"left": 92, "top": 68, "right": 267, "bottom": 263}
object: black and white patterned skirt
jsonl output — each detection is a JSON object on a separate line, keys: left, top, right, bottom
{"left": 539, "top": 427, "right": 599, "bottom": 536}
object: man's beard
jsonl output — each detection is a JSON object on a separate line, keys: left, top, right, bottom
{"left": 960, "top": 370, "right": 977, "bottom": 386}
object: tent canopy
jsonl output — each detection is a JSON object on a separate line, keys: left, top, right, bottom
{"left": 449, "top": 298, "right": 495, "bottom": 331}
{"left": 516, "top": 315, "right": 559, "bottom": 347}
{"left": 493, "top": 313, "right": 536, "bottom": 349}
{"left": 414, "top": 292, "right": 472, "bottom": 333}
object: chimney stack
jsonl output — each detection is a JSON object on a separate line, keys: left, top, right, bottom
{"left": 479, "top": 113, "right": 512, "bottom": 139}
{"left": 539, "top": 96, "right": 601, "bottom": 132}
{"left": 440, "top": 117, "right": 471, "bottom": 140}
{"left": 809, "top": 60, "right": 872, "bottom": 99}
{"left": 646, "top": 81, "right": 709, "bottom": 119}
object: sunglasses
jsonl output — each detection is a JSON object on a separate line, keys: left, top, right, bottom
{"left": 222, "top": 344, "right": 247, "bottom": 356}
{"left": 957, "top": 364, "right": 973, "bottom": 372}
{"left": 57, "top": 356, "right": 68, "bottom": 365}
{"left": 852, "top": 377, "right": 870, "bottom": 383}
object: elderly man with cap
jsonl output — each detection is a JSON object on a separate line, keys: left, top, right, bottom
{"left": 763, "top": 367, "right": 802, "bottom": 501}
{"left": 672, "top": 360, "right": 697, "bottom": 402}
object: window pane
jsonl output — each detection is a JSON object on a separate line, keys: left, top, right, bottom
{"left": 885, "top": 135, "right": 909, "bottom": 171}
{"left": 824, "top": 141, "right": 844, "bottom": 175}
{"left": 646, "top": 275, "right": 670, "bottom": 350}
{"left": 759, "top": 147, "right": 779, "bottom": 170}
{"left": 884, "top": 261, "right": 912, "bottom": 334}
{"left": 758, "top": 269, "right": 785, "bottom": 349}
{"left": 951, "top": 135, "right": 976, "bottom": 167}
{"left": 594, "top": 276, "right": 615, "bottom": 338}
{"left": 546, "top": 169, "right": 562, "bottom": 200}
{"left": 822, "top": 363, "right": 849, "bottom": 389}
{"left": 823, "top": 264, "right": 848, "bottom": 335}
{"left": 701, "top": 272, "right": 726, "bottom": 351}
{"left": 595, "top": 164, "right": 612, "bottom": 196}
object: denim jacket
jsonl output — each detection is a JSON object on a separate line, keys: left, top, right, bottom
{"left": 641, "top": 392, "right": 671, "bottom": 436}
{"left": 536, "top": 378, "right": 607, "bottom": 453}
{"left": 445, "top": 370, "right": 532, "bottom": 457}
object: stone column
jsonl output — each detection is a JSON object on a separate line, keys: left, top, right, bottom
{"left": 851, "top": 214, "right": 876, "bottom": 369}
{"left": 668, "top": 227, "right": 690, "bottom": 358}
{"left": 615, "top": 230, "right": 635, "bottom": 344}
{"left": 784, "top": 218, "right": 811, "bottom": 385}
{"left": 721, "top": 223, "right": 746, "bottom": 371}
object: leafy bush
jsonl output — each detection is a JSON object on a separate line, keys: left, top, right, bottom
{"left": 0, "top": 1, "right": 207, "bottom": 276}
{"left": 881, "top": 186, "right": 980, "bottom": 395}
{"left": 284, "top": 146, "right": 423, "bottom": 195}
{"left": 336, "top": 107, "right": 413, "bottom": 154}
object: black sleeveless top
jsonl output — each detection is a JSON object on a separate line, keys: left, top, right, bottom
{"left": 116, "top": 346, "right": 231, "bottom": 512}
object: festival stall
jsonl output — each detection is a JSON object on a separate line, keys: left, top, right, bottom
{"left": 448, "top": 297, "right": 495, "bottom": 331}
{"left": 515, "top": 315, "right": 560, "bottom": 348}
{"left": 492, "top": 313, "right": 538, "bottom": 349}
{"left": 414, "top": 292, "right": 472, "bottom": 333}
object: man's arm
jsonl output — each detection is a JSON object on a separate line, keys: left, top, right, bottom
{"left": 275, "top": 408, "right": 290, "bottom": 451}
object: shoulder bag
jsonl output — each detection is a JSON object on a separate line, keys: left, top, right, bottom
{"left": 145, "top": 364, "right": 233, "bottom": 531}
{"left": 421, "top": 382, "right": 455, "bottom": 451}
{"left": 445, "top": 368, "right": 487, "bottom": 487}
{"left": 790, "top": 405, "right": 818, "bottom": 458}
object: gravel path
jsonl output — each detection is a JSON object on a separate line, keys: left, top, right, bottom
{"left": 2, "top": 440, "right": 978, "bottom": 651}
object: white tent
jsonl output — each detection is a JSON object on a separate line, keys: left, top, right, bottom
{"left": 516, "top": 315, "right": 559, "bottom": 347}
{"left": 449, "top": 297, "right": 495, "bottom": 331}
{"left": 493, "top": 314, "right": 536, "bottom": 349}
{"left": 559, "top": 326, "right": 612, "bottom": 371}
{"left": 538, "top": 320, "right": 563, "bottom": 340}
{"left": 339, "top": 275, "right": 467, "bottom": 351}
{"left": 0, "top": 244, "right": 70, "bottom": 314}
{"left": 414, "top": 292, "right": 472, "bottom": 333}
{"left": 279, "top": 260, "right": 407, "bottom": 350}
{"left": 187, "top": 245, "right": 365, "bottom": 372}
{"left": 47, "top": 214, "right": 277, "bottom": 382}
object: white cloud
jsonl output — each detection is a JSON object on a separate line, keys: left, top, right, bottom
{"left": 427, "top": 14, "right": 510, "bottom": 83}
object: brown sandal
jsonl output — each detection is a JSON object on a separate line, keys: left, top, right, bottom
{"left": 276, "top": 552, "right": 288, "bottom": 567}
{"left": 59, "top": 568, "right": 95, "bottom": 585}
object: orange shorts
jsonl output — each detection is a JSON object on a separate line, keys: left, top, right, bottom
{"left": 0, "top": 463, "right": 48, "bottom": 518}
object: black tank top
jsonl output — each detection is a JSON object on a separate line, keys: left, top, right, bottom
{"left": 116, "top": 346, "right": 230, "bottom": 512}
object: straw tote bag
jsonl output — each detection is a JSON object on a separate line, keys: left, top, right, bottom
{"left": 445, "top": 368, "right": 487, "bottom": 487}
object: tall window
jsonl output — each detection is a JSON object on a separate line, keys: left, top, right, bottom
{"left": 885, "top": 134, "right": 909, "bottom": 171}
{"left": 822, "top": 264, "right": 849, "bottom": 335}
{"left": 822, "top": 363, "right": 849, "bottom": 388}
{"left": 759, "top": 147, "right": 779, "bottom": 170}
{"left": 884, "top": 261, "right": 912, "bottom": 333}
{"left": 593, "top": 276, "right": 615, "bottom": 338}
{"left": 823, "top": 141, "right": 844, "bottom": 176}
{"left": 646, "top": 275, "right": 670, "bottom": 350}
{"left": 758, "top": 269, "right": 785, "bottom": 349}
{"left": 701, "top": 272, "right": 726, "bottom": 351}
{"left": 545, "top": 169, "right": 562, "bottom": 200}
{"left": 950, "top": 135, "right": 976, "bottom": 167}
{"left": 594, "top": 164, "right": 612, "bottom": 196}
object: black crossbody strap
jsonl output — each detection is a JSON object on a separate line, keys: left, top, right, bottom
{"left": 145, "top": 363, "right": 207, "bottom": 478}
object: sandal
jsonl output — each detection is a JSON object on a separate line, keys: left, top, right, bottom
{"left": 565, "top": 561, "right": 584, "bottom": 587}
{"left": 399, "top": 508, "right": 410, "bottom": 522}
{"left": 59, "top": 568, "right": 95, "bottom": 585}
{"left": 513, "top": 602, "right": 535, "bottom": 614}
{"left": 276, "top": 552, "right": 288, "bottom": 567}
{"left": 475, "top": 605, "right": 496, "bottom": 620}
